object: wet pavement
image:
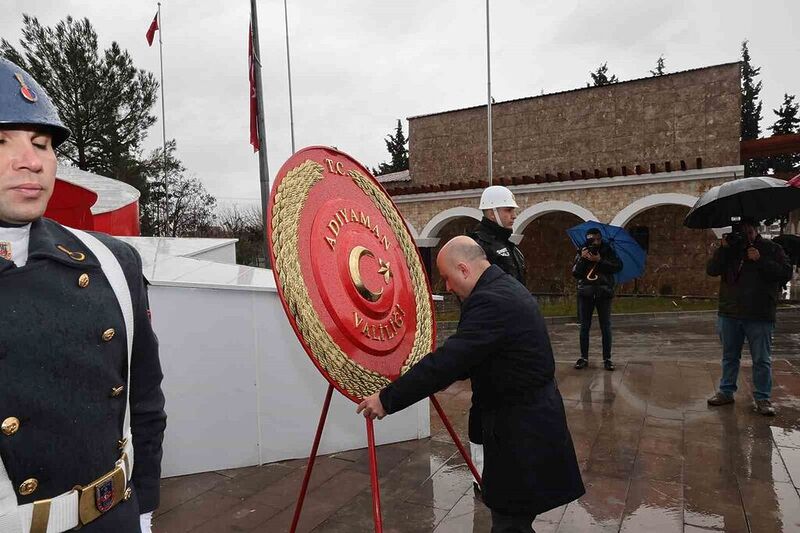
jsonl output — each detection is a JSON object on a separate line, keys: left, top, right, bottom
{"left": 152, "top": 310, "right": 800, "bottom": 532}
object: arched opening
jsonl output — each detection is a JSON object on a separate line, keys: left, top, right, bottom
{"left": 519, "top": 211, "right": 585, "bottom": 294}
{"left": 428, "top": 216, "right": 481, "bottom": 294}
{"left": 618, "top": 204, "right": 718, "bottom": 296}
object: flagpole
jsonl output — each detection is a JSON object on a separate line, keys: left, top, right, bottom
{"left": 250, "top": 0, "right": 271, "bottom": 268}
{"left": 486, "top": 0, "right": 492, "bottom": 185}
{"left": 283, "top": 0, "right": 296, "bottom": 153}
{"left": 157, "top": 2, "right": 168, "bottom": 235}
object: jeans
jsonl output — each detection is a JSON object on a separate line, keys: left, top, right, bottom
{"left": 491, "top": 510, "right": 537, "bottom": 533}
{"left": 578, "top": 294, "right": 613, "bottom": 360}
{"left": 717, "top": 316, "right": 774, "bottom": 400}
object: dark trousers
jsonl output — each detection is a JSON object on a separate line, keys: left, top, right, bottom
{"left": 578, "top": 294, "right": 613, "bottom": 360}
{"left": 491, "top": 510, "right": 537, "bottom": 533}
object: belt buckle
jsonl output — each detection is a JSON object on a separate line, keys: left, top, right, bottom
{"left": 76, "top": 464, "right": 127, "bottom": 525}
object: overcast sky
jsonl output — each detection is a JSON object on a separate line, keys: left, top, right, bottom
{"left": 3, "top": 1, "right": 799, "bottom": 209}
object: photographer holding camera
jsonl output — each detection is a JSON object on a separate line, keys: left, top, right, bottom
{"left": 706, "top": 217, "right": 792, "bottom": 416}
{"left": 572, "top": 228, "right": 623, "bottom": 371}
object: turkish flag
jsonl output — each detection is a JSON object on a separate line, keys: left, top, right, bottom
{"left": 249, "top": 22, "right": 260, "bottom": 152}
{"left": 146, "top": 13, "right": 159, "bottom": 46}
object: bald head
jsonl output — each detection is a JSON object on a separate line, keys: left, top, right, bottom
{"left": 439, "top": 235, "right": 487, "bottom": 265}
{"left": 436, "top": 236, "right": 490, "bottom": 300}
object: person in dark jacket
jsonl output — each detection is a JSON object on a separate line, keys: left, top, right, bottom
{"left": 469, "top": 185, "right": 526, "bottom": 283}
{"left": 572, "top": 228, "right": 623, "bottom": 371}
{"left": 0, "top": 57, "right": 165, "bottom": 533}
{"left": 466, "top": 185, "right": 525, "bottom": 488}
{"left": 358, "top": 236, "right": 585, "bottom": 533}
{"left": 706, "top": 219, "right": 792, "bottom": 416}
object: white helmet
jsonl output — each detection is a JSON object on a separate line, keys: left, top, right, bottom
{"left": 479, "top": 185, "right": 518, "bottom": 210}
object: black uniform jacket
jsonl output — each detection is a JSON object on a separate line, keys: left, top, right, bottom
{"left": 706, "top": 235, "right": 792, "bottom": 322}
{"left": 0, "top": 218, "right": 166, "bottom": 532}
{"left": 380, "top": 265, "right": 585, "bottom": 516}
{"left": 572, "top": 242, "right": 623, "bottom": 298}
{"left": 469, "top": 217, "right": 526, "bottom": 284}
{"left": 468, "top": 218, "right": 527, "bottom": 445}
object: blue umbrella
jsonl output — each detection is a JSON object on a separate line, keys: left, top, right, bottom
{"left": 566, "top": 221, "right": 646, "bottom": 284}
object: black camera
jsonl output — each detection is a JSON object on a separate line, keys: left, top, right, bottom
{"left": 723, "top": 228, "right": 746, "bottom": 249}
{"left": 722, "top": 218, "right": 754, "bottom": 251}
{"left": 584, "top": 236, "right": 600, "bottom": 254}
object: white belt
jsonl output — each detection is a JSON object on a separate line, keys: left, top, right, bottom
{"left": 10, "top": 436, "right": 134, "bottom": 533}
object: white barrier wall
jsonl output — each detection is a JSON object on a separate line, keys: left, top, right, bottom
{"left": 149, "top": 284, "right": 430, "bottom": 477}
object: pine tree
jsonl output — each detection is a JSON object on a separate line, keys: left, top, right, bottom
{"left": 769, "top": 93, "right": 800, "bottom": 173}
{"left": 650, "top": 55, "right": 666, "bottom": 76}
{"left": 0, "top": 15, "right": 168, "bottom": 231}
{"left": 740, "top": 40, "right": 768, "bottom": 176}
{"left": 376, "top": 119, "right": 409, "bottom": 175}
{"left": 588, "top": 63, "right": 618, "bottom": 87}
{"left": 741, "top": 41, "right": 763, "bottom": 140}
{"left": 1, "top": 16, "right": 158, "bottom": 180}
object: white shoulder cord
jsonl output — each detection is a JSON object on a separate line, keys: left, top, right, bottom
{"left": 64, "top": 228, "right": 134, "bottom": 447}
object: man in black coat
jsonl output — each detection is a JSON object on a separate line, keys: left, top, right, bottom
{"left": 358, "top": 236, "right": 584, "bottom": 533}
{"left": 571, "top": 228, "right": 623, "bottom": 371}
{"left": 0, "top": 57, "right": 165, "bottom": 533}
{"left": 706, "top": 218, "right": 792, "bottom": 416}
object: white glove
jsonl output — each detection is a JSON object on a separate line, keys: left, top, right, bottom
{"left": 469, "top": 441, "right": 484, "bottom": 476}
{"left": 140, "top": 512, "right": 153, "bottom": 533}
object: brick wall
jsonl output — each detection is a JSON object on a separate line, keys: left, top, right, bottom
{"left": 617, "top": 205, "right": 719, "bottom": 296}
{"left": 402, "top": 185, "right": 728, "bottom": 296}
{"left": 408, "top": 63, "right": 741, "bottom": 187}
{"left": 519, "top": 212, "right": 585, "bottom": 293}
{"left": 398, "top": 176, "right": 730, "bottom": 235}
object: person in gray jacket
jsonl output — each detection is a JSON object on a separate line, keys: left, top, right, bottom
{"left": 706, "top": 218, "right": 792, "bottom": 416}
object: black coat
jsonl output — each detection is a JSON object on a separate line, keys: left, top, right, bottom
{"left": 572, "top": 242, "right": 623, "bottom": 298}
{"left": 0, "top": 218, "right": 166, "bottom": 532}
{"left": 706, "top": 235, "right": 792, "bottom": 322}
{"left": 469, "top": 218, "right": 526, "bottom": 284}
{"left": 380, "top": 265, "right": 585, "bottom": 515}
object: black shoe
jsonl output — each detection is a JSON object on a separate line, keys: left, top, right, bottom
{"left": 603, "top": 359, "right": 615, "bottom": 371}
{"left": 574, "top": 358, "right": 588, "bottom": 369}
{"left": 754, "top": 399, "right": 776, "bottom": 416}
{"left": 707, "top": 392, "right": 734, "bottom": 406}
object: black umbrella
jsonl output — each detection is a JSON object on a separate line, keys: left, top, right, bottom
{"left": 684, "top": 176, "right": 800, "bottom": 229}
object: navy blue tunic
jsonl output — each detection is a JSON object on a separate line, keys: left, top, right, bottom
{"left": 0, "top": 218, "right": 166, "bottom": 531}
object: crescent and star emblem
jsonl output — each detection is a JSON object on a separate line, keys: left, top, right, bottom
{"left": 349, "top": 246, "right": 392, "bottom": 303}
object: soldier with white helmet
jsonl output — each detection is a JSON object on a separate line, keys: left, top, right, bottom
{"left": 469, "top": 185, "right": 526, "bottom": 285}
{"left": 465, "top": 185, "right": 526, "bottom": 494}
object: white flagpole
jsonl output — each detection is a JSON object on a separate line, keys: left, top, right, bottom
{"left": 486, "top": 0, "right": 493, "bottom": 185}
{"left": 157, "top": 2, "right": 168, "bottom": 234}
{"left": 251, "top": 0, "right": 271, "bottom": 268}
{"left": 283, "top": 0, "right": 296, "bottom": 153}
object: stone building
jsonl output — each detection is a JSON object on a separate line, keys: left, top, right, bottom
{"left": 381, "top": 62, "right": 744, "bottom": 297}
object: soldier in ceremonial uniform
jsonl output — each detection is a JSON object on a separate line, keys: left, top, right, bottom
{"left": 469, "top": 185, "right": 525, "bottom": 283}
{"left": 466, "top": 185, "right": 526, "bottom": 492}
{"left": 0, "top": 57, "right": 165, "bottom": 533}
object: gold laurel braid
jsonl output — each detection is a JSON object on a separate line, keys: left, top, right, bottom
{"left": 348, "top": 170, "right": 433, "bottom": 375}
{"left": 271, "top": 160, "right": 390, "bottom": 397}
